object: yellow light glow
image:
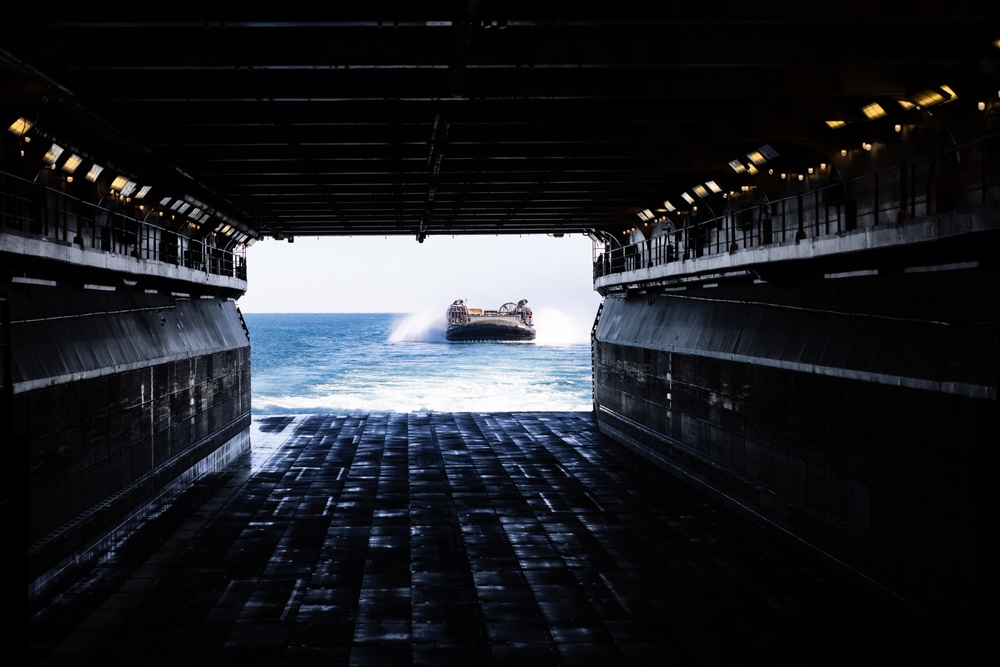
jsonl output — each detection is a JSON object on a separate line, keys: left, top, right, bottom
{"left": 61, "top": 154, "right": 82, "bottom": 173}
{"left": 8, "top": 117, "right": 33, "bottom": 136}
{"left": 861, "top": 103, "right": 887, "bottom": 119}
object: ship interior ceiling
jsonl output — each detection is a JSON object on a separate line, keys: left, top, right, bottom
{"left": 0, "top": 11, "right": 997, "bottom": 247}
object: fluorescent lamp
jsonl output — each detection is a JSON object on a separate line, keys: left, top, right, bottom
{"left": 910, "top": 86, "right": 954, "bottom": 107}
{"left": 7, "top": 117, "right": 33, "bottom": 136}
{"left": 43, "top": 143, "right": 64, "bottom": 165}
{"left": 748, "top": 144, "right": 780, "bottom": 166}
{"left": 861, "top": 103, "right": 887, "bottom": 119}
{"left": 61, "top": 154, "right": 82, "bottom": 173}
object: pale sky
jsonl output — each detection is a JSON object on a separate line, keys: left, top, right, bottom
{"left": 236, "top": 233, "right": 605, "bottom": 338}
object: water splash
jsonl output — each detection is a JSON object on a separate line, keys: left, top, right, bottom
{"left": 388, "top": 310, "right": 448, "bottom": 342}
{"left": 532, "top": 306, "right": 595, "bottom": 345}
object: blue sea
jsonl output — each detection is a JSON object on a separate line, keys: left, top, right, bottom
{"left": 243, "top": 310, "right": 596, "bottom": 414}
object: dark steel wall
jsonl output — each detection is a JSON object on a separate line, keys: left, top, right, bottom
{"left": 11, "top": 284, "right": 252, "bottom": 595}
{"left": 592, "top": 270, "right": 993, "bottom": 643}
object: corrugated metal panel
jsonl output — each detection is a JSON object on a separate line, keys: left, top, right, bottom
{"left": 11, "top": 284, "right": 248, "bottom": 387}
{"left": 596, "top": 284, "right": 996, "bottom": 390}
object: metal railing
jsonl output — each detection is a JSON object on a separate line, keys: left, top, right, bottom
{"left": 0, "top": 170, "right": 247, "bottom": 282}
{"left": 594, "top": 134, "right": 1000, "bottom": 280}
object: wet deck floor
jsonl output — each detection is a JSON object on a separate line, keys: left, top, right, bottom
{"left": 29, "top": 412, "right": 980, "bottom": 666}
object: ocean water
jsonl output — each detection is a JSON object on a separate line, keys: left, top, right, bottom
{"left": 243, "top": 309, "right": 597, "bottom": 414}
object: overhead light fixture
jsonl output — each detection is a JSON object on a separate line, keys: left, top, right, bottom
{"left": 747, "top": 144, "right": 779, "bottom": 166}
{"left": 110, "top": 176, "right": 137, "bottom": 197}
{"left": 61, "top": 154, "right": 82, "bottom": 174}
{"left": 42, "top": 143, "right": 64, "bottom": 165}
{"left": 85, "top": 164, "right": 103, "bottom": 182}
{"left": 861, "top": 102, "right": 887, "bottom": 119}
{"left": 909, "top": 85, "right": 957, "bottom": 108}
{"left": 7, "top": 117, "right": 33, "bottom": 136}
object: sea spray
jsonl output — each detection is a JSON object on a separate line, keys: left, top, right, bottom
{"left": 387, "top": 309, "right": 448, "bottom": 342}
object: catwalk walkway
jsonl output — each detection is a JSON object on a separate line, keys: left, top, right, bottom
{"left": 28, "top": 412, "right": 979, "bottom": 666}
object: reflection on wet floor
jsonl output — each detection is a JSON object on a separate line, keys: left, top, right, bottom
{"left": 28, "top": 412, "right": 979, "bottom": 666}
